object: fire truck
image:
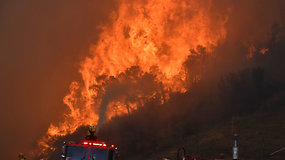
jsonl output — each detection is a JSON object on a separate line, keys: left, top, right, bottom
{"left": 61, "top": 140, "right": 119, "bottom": 160}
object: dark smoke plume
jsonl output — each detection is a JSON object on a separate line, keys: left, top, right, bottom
{"left": 96, "top": 66, "right": 161, "bottom": 132}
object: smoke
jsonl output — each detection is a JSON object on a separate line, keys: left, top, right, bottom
{"left": 94, "top": 0, "right": 285, "bottom": 159}
{"left": 0, "top": 0, "right": 117, "bottom": 159}
{"left": 44, "top": 0, "right": 285, "bottom": 158}
{"left": 1, "top": 0, "right": 284, "bottom": 159}
{"left": 96, "top": 79, "right": 136, "bottom": 132}
{"left": 96, "top": 66, "right": 161, "bottom": 132}
{"left": 96, "top": 78, "right": 133, "bottom": 132}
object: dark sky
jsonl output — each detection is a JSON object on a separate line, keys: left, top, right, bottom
{"left": 0, "top": 0, "right": 116, "bottom": 158}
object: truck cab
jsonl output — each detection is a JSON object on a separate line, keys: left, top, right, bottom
{"left": 61, "top": 140, "right": 119, "bottom": 160}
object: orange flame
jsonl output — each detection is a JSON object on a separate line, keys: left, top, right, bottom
{"left": 37, "top": 0, "right": 228, "bottom": 155}
{"left": 247, "top": 44, "right": 270, "bottom": 59}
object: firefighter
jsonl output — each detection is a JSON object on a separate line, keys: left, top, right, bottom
{"left": 18, "top": 153, "right": 26, "bottom": 160}
{"left": 86, "top": 125, "right": 97, "bottom": 140}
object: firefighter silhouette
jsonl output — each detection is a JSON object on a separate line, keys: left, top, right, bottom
{"left": 18, "top": 153, "right": 26, "bottom": 160}
{"left": 86, "top": 125, "right": 97, "bottom": 140}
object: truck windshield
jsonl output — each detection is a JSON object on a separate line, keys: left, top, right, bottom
{"left": 65, "top": 146, "right": 89, "bottom": 160}
{"left": 89, "top": 148, "right": 109, "bottom": 160}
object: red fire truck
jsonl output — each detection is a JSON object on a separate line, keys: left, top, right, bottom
{"left": 61, "top": 140, "right": 119, "bottom": 160}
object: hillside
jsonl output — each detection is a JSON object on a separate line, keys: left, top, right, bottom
{"left": 148, "top": 107, "right": 285, "bottom": 160}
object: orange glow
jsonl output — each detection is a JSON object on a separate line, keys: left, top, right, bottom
{"left": 260, "top": 48, "right": 269, "bottom": 55}
{"left": 247, "top": 45, "right": 270, "bottom": 59}
{"left": 37, "top": 0, "right": 228, "bottom": 155}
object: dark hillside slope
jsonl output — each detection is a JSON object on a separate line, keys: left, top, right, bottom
{"left": 148, "top": 107, "right": 285, "bottom": 160}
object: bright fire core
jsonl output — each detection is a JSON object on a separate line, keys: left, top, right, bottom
{"left": 39, "top": 0, "right": 228, "bottom": 154}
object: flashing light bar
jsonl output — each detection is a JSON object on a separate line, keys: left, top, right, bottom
{"left": 93, "top": 143, "right": 101, "bottom": 146}
{"left": 82, "top": 141, "right": 109, "bottom": 147}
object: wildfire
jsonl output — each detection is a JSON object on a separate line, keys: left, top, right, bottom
{"left": 37, "top": 0, "right": 228, "bottom": 155}
{"left": 247, "top": 44, "right": 270, "bottom": 59}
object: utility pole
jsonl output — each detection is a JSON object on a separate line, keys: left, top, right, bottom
{"left": 233, "top": 134, "right": 238, "bottom": 160}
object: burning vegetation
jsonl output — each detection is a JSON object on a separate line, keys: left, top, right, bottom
{"left": 30, "top": 0, "right": 285, "bottom": 159}
{"left": 38, "top": 0, "right": 229, "bottom": 154}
